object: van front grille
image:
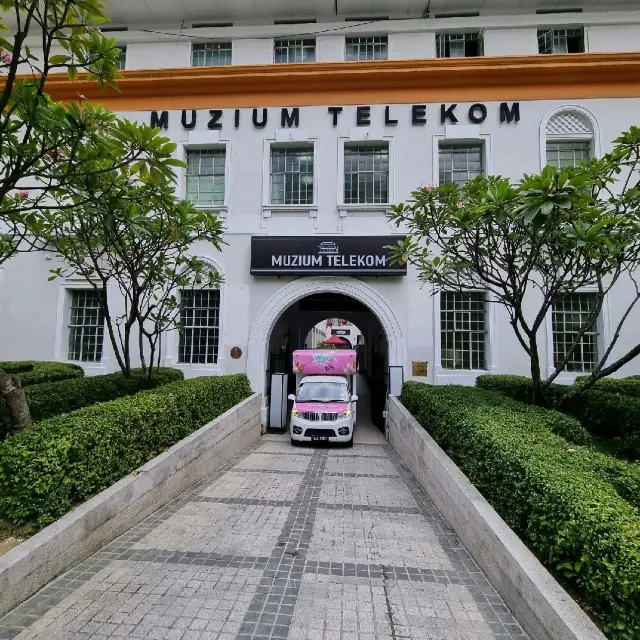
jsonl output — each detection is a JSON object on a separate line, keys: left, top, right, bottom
{"left": 298, "top": 411, "right": 339, "bottom": 422}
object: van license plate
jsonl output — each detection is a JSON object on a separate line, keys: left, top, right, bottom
{"left": 311, "top": 436, "right": 328, "bottom": 442}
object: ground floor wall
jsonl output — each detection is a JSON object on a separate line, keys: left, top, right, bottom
{"left": 2, "top": 238, "right": 640, "bottom": 390}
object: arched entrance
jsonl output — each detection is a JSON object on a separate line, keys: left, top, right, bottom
{"left": 247, "top": 277, "right": 406, "bottom": 427}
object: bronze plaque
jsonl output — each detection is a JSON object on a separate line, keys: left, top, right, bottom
{"left": 230, "top": 347, "right": 242, "bottom": 360}
{"left": 412, "top": 361, "right": 428, "bottom": 377}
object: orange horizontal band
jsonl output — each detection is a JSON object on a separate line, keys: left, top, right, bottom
{"left": 12, "top": 52, "right": 640, "bottom": 111}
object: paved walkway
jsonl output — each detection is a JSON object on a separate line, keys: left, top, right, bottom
{"left": 0, "top": 428, "right": 528, "bottom": 640}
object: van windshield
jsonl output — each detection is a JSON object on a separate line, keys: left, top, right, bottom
{"left": 297, "top": 382, "right": 350, "bottom": 403}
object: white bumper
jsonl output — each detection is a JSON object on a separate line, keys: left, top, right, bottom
{"left": 290, "top": 415, "right": 353, "bottom": 442}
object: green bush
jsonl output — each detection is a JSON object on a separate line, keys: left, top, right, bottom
{"left": 0, "top": 361, "right": 85, "bottom": 386}
{"left": 400, "top": 382, "right": 640, "bottom": 637}
{"left": 575, "top": 376, "right": 640, "bottom": 399}
{"left": 476, "top": 374, "right": 640, "bottom": 459}
{"left": 23, "top": 368, "right": 184, "bottom": 423}
{"left": 0, "top": 374, "right": 252, "bottom": 528}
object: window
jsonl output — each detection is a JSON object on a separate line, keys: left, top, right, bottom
{"left": 345, "top": 36, "right": 388, "bottom": 61}
{"left": 436, "top": 32, "right": 483, "bottom": 58}
{"left": 552, "top": 293, "right": 599, "bottom": 372}
{"left": 439, "top": 143, "right": 484, "bottom": 186}
{"left": 115, "top": 46, "right": 127, "bottom": 70}
{"left": 192, "top": 42, "right": 232, "bottom": 66}
{"left": 270, "top": 146, "right": 314, "bottom": 205}
{"left": 538, "top": 28, "right": 584, "bottom": 54}
{"left": 178, "top": 289, "right": 221, "bottom": 365}
{"left": 274, "top": 39, "right": 316, "bottom": 63}
{"left": 546, "top": 140, "right": 591, "bottom": 169}
{"left": 544, "top": 109, "right": 595, "bottom": 168}
{"left": 186, "top": 149, "right": 226, "bottom": 207}
{"left": 440, "top": 292, "right": 487, "bottom": 370}
{"left": 68, "top": 290, "right": 104, "bottom": 362}
{"left": 344, "top": 143, "right": 389, "bottom": 204}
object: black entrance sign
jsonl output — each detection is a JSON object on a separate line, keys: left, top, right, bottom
{"left": 250, "top": 236, "right": 407, "bottom": 276}
{"left": 332, "top": 329, "right": 351, "bottom": 336}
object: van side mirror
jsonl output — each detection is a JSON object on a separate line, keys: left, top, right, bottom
{"left": 351, "top": 395, "right": 358, "bottom": 402}
{"left": 288, "top": 394, "right": 296, "bottom": 401}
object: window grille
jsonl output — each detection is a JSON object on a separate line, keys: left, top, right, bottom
{"left": 115, "top": 46, "right": 127, "bottom": 70}
{"left": 68, "top": 290, "right": 104, "bottom": 362}
{"left": 270, "top": 146, "right": 314, "bottom": 205}
{"left": 546, "top": 140, "right": 591, "bottom": 168}
{"left": 345, "top": 36, "right": 388, "bottom": 61}
{"left": 178, "top": 290, "right": 221, "bottom": 364}
{"left": 439, "top": 143, "right": 484, "bottom": 186}
{"left": 436, "top": 32, "right": 483, "bottom": 58}
{"left": 538, "top": 28, "right": 584, "bottom": 54}
{"left": 192, "top": 42, "right": 232, "bottom": 66}
{"left": 440, "top": 292, "right": 487, "bottom": 370}
{"left": 274, "top": 39, "right": 316, "bottom": 63}
{"left": 186, "top": 149, "right": 226, "bottom": 207}
{"left": 344, "top": 144, "right": 389, "bottom": 204}
{"left": 552, "top": 293, "right": 599, "bottom": 372}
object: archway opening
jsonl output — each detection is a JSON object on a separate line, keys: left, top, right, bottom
{"left": 266, "top": 292, "right": 389, "bottom": 431}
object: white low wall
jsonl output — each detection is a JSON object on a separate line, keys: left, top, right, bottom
{"left": 386, "top": 396, "right": 605, "bottom": 640}
{"left": 0, "top": 392, "right": 262, "bottom": 618}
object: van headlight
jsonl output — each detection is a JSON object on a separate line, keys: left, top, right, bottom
{"left": 291, "top": 408, "right": 298, "bottom": 416}
{"left": 337, "top": 410, "right": 351, "bottom": 419}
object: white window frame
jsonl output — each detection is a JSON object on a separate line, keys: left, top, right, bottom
{"left": 54, "top": 281, "right": 109, "bottom": 373}
{"left": 343, "top": 35, "right": 389, "bottom": 61}
{"left": 272, "top": 38, "right": 317, "bottom": 64}
{"left": 164, "top": 256, "right": 226, "bottom": 375}
{"left": 545, "top": 288, "right": 611, "bottom": 382}
{"left": 191, "top": 41, "right": 233, "bottom": 66}
{"left": 433, "top": 287, "right": 498, "bottom": 384}
{"left": 539, "top": 105, "right": 600, "bottom": 171}
{"left": 432, "top": 133, "right": 492, "bottom": 186}
{"left": 115, "top": 45, "right": 127, "bottom": 70}
{"left": 179, "top": 141, "right": 231, "bottom": 217}
{"left": 337, "top": 134, "right": 395, "bottom": 214}
{"left": 262, "top": 137, "right": 319, "bottom": 218}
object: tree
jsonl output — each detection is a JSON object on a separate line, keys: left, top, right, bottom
{"left": 386, "top": 127, "right": 640, "bottom": 406}
{"left": 0, "top": 1, "right": 189, "bottom": 431}
{"left": 44, "top": 169, "right": 225, "bottom": 378}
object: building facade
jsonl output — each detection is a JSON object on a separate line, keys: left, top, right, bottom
{"left": 2, "top": 1, "right": 640, "bottom": 406}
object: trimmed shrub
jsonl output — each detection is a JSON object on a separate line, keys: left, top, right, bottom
{"left": 0, "top": 361, "right": 85, "bottom": 386}
{"left": 24, "top": 368, "right": 184, "bottom": 423}
{"left": 575, "top": 375, "right": 640, "bottom": 399}
{"left": 400, "top": 382, "right": 640, "bottom": 637}
{"left": 476, "top": 374, "right": 640, "bottom": 459}
{"left": 0, "top": 374, "right": 252, "bottom": 528}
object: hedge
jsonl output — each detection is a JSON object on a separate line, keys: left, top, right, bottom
{"left": 24, "top": 368, "right": 184, "bottom": 423}
{"left": 574, "top": 376, "right": 640, "bottom": 400}
{"left": 0, "top": 374, "right": 252, "bottom": 528}
{"left": 0, "top": 361, "right": 85, "bottom": 386}
{"left": 400, "top": 382, "right": 640, "bottom": 638}
{"left": 476, "top": 374, "right": 640, "bottom": 459}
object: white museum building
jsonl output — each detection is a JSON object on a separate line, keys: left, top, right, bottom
{"left": 2, "top": 0, "right": 640, "bottom": 426}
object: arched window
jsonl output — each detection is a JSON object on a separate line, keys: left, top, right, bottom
{"left": 541, "top": 107, "right": 599, "bottom": 170}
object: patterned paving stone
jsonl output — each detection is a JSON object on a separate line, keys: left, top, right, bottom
{"left": 318, "top": 475, "right": 412, "bottom": 508}
{"left": 0, "top": 434, "right": 529, "bottom": 640}
{"left": 200, "top": 471, "right": 303, "bottom": 503}
{"left": 234, "top": 452, "right": 312, "bottom": 473}
{"left": 324, "top": 456, "right": 399, "bottom": 476}
{"left": 307, "top": 510, "right": 455, "bottom": 569}
{"left": 131, "top": 502, "right": 290, "bottom": 556}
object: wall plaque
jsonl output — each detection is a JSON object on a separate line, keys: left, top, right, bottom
{"left": 412, "top": 361, "right": 428, "bottom": 377}
{"left": 230, "top": 347, "right": 243, "bottom": 360}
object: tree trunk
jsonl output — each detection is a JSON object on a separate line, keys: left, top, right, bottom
{"left": 0, "top": 368, "right": 32, "bottom": 432}
{"left": 529, "top": 338, "right": 545, "bottom": 406}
